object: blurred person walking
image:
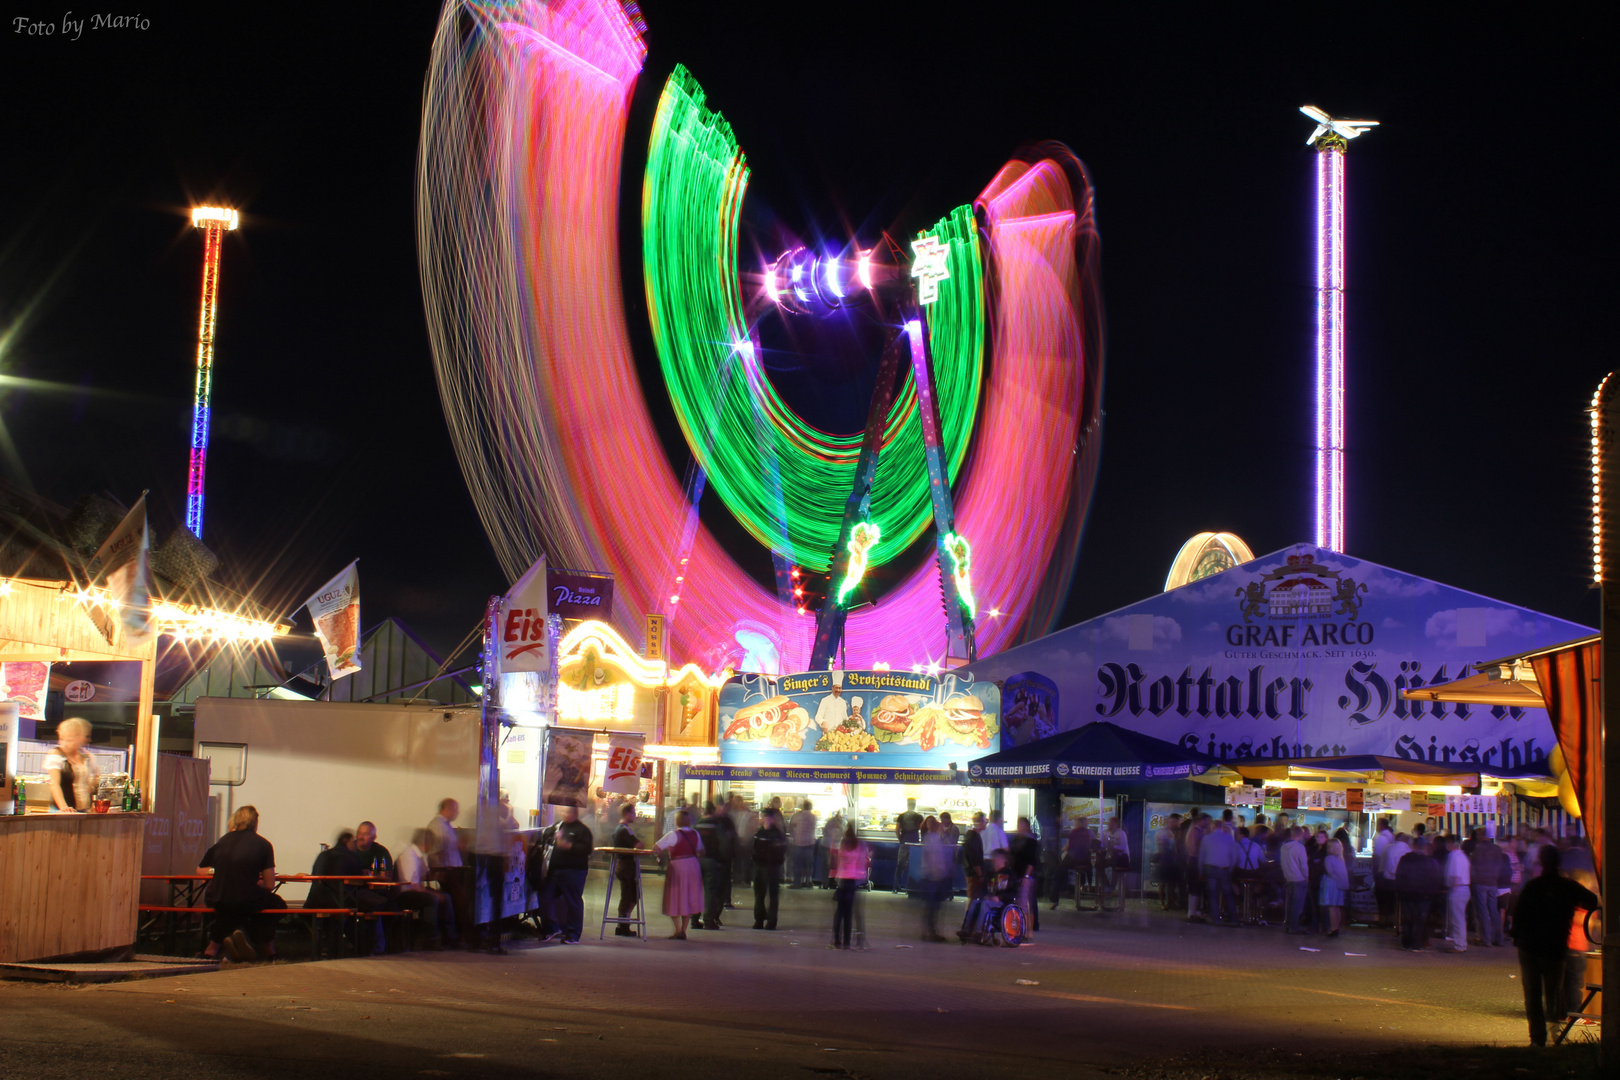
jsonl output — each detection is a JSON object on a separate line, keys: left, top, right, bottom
{"left": 1061, "top": 819, "right": 1095, "bottom": 910}
{"left": 1184, "top": 814, "right": 1207, "bottom": 921}
{"left": 894, "top": 798, "right": 924, "bottom": 892}
{"left": 1396, "top": 838, "right": 1443, "bottom": 951}
{"left": 1101, "top": 816, "right": 1131, "bottom": 910}
{"left": 1371, "top": 817, "right": 1396, "bottom": 928}
{"left": 427, "top": 798, "right": 472, "bottom": 949}
{"left": 1153, "top": 813, "right": 1182, "bottom": 911}
{"left": 395, "top": 828, "right": 453, "bottom": 948}
{"left": 1319, "top": 838, "right": 1349, "bottom": 937}
{"left": 820, "top": 810, "right": 845, "bottom": 888}
{"left": 1009, "top": 817, "right": 1042, "bottom": 932}
{"left": 693, "top": 801, "right": 729, "bottom": 930}
{"left": 1511, "top": 844, "right": 1601, "bottom": 1046}
{"left": 790, "top": 800, "right": 818, "bottom": 888}
{"left": 1468, "top": 828, "right": 1509, "bottom": 946}
{"left": 751, "top": 808, "right": 790, "bottom": 930}
{"left": 830, "top": 824, "right": 870, "bottom": 949}
{"left": 1197, "top": 820, "right": 1237, "bottom": 925}
{"left": 1281, "top": 826, "right": 1309, "bottom": 934}
{"left": 655, "top": 809, "right": 703, "bottom": 939}
{"left": 963, "top": 812, "right": 987, "bottom": 901}
{"left": 1439, "top": 834, "right": 1470, "bottom": 953}
{"left": 918, "top": 817, "right": 952, "bottom": 942}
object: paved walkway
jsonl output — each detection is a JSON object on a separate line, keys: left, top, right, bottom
{"left": 0, "top": 877, "right": 1545, "bottom": 1080}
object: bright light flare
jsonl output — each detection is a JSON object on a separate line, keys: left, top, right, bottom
{"left": 191, "top": 206, "right": 239, "bottom": 230}
{"left": 824, "top": 256, "right": 843, "bottom": 299}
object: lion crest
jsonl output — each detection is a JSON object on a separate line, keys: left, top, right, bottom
{"left": 1235, "top": 581, "right": 1267, "bottom": 623}
{"left": 1333, "top": 577, "right": 1367, "bottom": 617}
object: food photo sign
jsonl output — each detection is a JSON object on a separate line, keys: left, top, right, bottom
{"left": 717, "top": 669, "right": 1001, "bottom": 773}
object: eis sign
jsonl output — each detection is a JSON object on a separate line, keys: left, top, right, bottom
{"left": 961, "top": 546, "right": 1593, "bottom": 771}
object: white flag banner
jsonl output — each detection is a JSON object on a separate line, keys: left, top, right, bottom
{"left": 495, "top": 554, "right": 549, "bottom": 674}
{"left": 90, "top": 495, "right": 155, "bottom": 647}
{"left": 305, "top": 562, "right": 361, "bottom": 680}
{"left": 602, "top": 733, "right": 645, "bottom": 796}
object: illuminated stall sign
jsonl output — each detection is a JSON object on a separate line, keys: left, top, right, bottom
{"left": 683, "top": 764, "right": 959, "bottom": 785}
{"left": 546, "top": 568, "right": 615, "bottom": 620}
{"left": 961, "top": 544, "right": 1592, "bottom": 770}
{"left": 718, "top": 669, "right": 1000, "bottom": 770}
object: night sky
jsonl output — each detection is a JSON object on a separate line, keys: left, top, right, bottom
{"left": 0, "top": 4, "right": 1606, "bottom": 662}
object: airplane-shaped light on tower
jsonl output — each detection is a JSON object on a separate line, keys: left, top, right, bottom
{"left": 1299, "top": 105, "right": 1378, "bottom": 146}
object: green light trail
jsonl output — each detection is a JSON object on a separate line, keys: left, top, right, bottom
{"left": 643, "top": 67, "right": 985, "bottom": 572}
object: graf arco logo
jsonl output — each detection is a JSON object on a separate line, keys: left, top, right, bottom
{"left": 1234, "top": 554, "right": 1366, "bottom": 623}
{"left": 1227, "top": 554, "right": 1373, "bottom": 648}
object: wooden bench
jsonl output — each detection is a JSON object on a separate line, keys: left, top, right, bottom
{"left": 137, "top": 904, "right": 412, "bottom": 959}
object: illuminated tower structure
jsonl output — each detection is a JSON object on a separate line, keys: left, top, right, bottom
{"left": 1300, "top": 106, "right": 1376, "bottom": 553}
{"left": 185, "top": 206, "right": 238, "bottom": 539}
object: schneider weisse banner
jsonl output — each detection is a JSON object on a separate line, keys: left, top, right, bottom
{"left": 718, "top": 669, "right": 1001, "bottom": 771}
{"left": 961, "top": 545, "right": 1592, "bottom": 772}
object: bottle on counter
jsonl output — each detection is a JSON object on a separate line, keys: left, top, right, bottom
{"left": 11, "top": 777, "right": 23, "bottom": 814}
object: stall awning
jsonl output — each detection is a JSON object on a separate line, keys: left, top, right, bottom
{"left": 1196, "top": 754, "right": 1482, "bottom": 789}
{"left": 967, "top": 721, "right": 1218, "bottom": 786}
{"left": 1398, "top": 633, "right": 1599, "bottom": 710}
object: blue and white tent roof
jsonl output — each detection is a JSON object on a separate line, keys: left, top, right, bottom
{"left": 962, "top": 544, "right": 1592, "bottom": 774}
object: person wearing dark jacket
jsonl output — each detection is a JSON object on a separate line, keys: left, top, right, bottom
{"left": 542, "top": 806, "right": 594, "bottom": 944}
{"left": 693, "top": 802, "right": 730, "bottom": 930}
{"left": 962, "top": 813, "right": 987, "bottom": 900}
{"left": 1008, "top": 818, "right": 1042, "bottom": 932}
{"left": 610, "top": 805, "right": 646, "bottom": 937}
{"left": 1395, "top": 838, "right": 1444, "bottom": 951}
{"left": 751, "top": 809, "right": 789, "bottom": 930}
{"left": 1512, "top": 844, "right": 1601, "bottom": 1046}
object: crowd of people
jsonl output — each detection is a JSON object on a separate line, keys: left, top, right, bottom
{"left": 194, "top": 794, "right": 529, "bottom": 963}
{"left": 189, "top": 794, "right": 1602, "bottom": 1046}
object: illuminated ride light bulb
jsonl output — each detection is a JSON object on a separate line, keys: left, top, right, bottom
{"left": 764, "top": 245, "right": 872, "bottom": 316}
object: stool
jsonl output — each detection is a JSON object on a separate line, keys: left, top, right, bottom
{"left": 598, "top": 849, "right": 648, "bottom": 941}
{"left": 1236, "top": 877, "right": 1266, "bottom": 925}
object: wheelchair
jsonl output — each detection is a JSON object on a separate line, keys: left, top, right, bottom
{"left": 958, "top": 895, "right": 1030, "bottom": 947}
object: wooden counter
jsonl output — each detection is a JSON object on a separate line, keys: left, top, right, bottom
{"left": 0, "top": 813, "right": 145, "bottom": 963}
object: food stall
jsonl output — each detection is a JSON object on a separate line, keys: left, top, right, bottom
{"left": 537, "top": 620, "right": 719, "bottom": 835}
{"left": 692, "top": 667, "right": 1001, "bottom": 888}
{"left": 0, "top": 577, "right": 158, "bottom": 963}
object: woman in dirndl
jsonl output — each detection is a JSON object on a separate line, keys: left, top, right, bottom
{"left": 1319, "top": 838, "right": 1350, "bottom": 937}
{"left": 655, "top": 809, "right": 704, "bottom": 939}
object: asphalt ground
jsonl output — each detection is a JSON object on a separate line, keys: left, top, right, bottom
{"left": 0, "top": 877, "right": 1603, "bottom": 1080}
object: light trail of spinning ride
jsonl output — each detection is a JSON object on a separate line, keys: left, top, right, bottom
{"left": 418, "top": 0, "right": 1104, "bottom": 672}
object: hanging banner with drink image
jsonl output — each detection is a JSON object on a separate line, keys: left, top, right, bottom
{"left": 718, "top": 669, "right": 1001, "bottom": 771}
{"left": 90, "top": 495, "right": 156, "bottom": 647}
{"left": 602, "top": 732, "right": 645, "bottom": 796}
{"left": 305, "top": 561, "right": 361, "bottom": 680}
{"left": 541, "top": 726, "right": 595, "bottom": 807}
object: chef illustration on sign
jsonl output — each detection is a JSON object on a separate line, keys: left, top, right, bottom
{"left": 813, "top": 671, "right": 850, "bottom": 735}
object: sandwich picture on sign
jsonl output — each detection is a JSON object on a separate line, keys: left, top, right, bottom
{"left": 717, "top": 670, "right": 1000, "bottom": 769}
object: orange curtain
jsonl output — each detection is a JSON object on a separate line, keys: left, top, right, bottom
{"left": 1531, "top": 643, "right": 1602, "bottom": 879}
